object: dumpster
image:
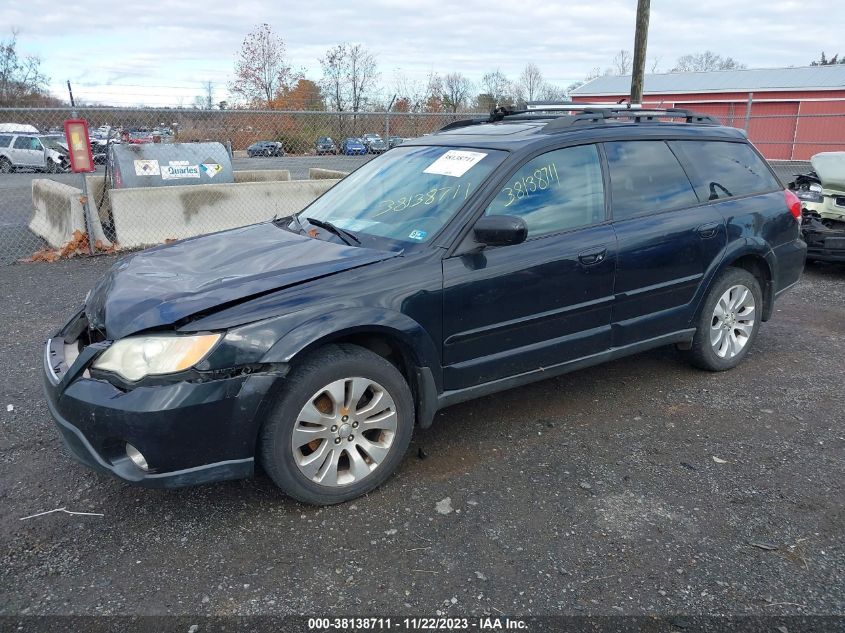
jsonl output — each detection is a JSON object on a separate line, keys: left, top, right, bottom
{"left": 109, "top": 142, "right": 234, "bottom": 188}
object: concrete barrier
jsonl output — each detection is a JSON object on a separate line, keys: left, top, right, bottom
{"left": 29, "top": 179, "right": 112, "bottom": 249}
{"left": 309, "top": 168, "right": 350, "bottom": 180}
{"left": 234, "top": 169, "right": 291, "bottom": 183}
{"left": 108, "top": 179, "right": 340, "bottom": 249}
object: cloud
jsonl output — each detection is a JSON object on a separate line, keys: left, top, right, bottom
{"left": 1, "top": 0, "right": 841, "bottom": 106}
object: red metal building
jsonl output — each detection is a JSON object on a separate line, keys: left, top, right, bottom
{"left": 570, "top": 65, "right": 845, "bottom": 160}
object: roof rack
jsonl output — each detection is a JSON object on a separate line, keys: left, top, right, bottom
{"left": 525, "top": 100, "right": 642, "bottom": 111}
{"left": 437, "top": 103, "right": 719, "bottom": 133}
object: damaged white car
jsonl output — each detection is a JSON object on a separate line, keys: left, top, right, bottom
{"left": 790, "top": 152, "right": 845, "bottom": 263}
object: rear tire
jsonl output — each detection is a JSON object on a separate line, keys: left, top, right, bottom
{"left": 259, "top": 344, "right": 414, "bottom": 505}
{"left": 683, "top": 267, "right": 762, "bottom": 371}
{"left": 0, "top": 157, "right": 13, "bottom": 173}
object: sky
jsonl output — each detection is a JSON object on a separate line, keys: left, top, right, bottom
{"left": 3, "top": 0, "right": 844, "bottom": 107}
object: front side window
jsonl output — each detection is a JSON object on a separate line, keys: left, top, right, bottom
{"left": 485, "top": 144, "right": 605, "bottom": 238}
{"left": 299, "top": 145, "right": 506, "bottom": 247}
{"left": 669, "top": 140, "right": 781, "bottom": 200}
{"left": 605, "top": 141, "right": 698, "bottom": 220}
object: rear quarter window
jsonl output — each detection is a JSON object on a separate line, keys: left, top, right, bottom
{"left": 604, "top": 140, "right": 699, "bottom": 220}
{"left": 0, "top": 135, "right": 11, "bottom": 148}
{"left": 669, "top": 140, "right": 781, "bottom": 201}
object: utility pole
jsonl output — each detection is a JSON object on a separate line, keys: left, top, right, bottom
{"left": 630, "top": 0, "right": 651, "bottom": 104}
{"left": 67, "top": 80, "right": 75, "bottom": 108}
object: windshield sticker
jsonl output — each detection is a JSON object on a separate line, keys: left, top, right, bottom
{"left": 134, "top": 159, "right": 160, "bottom": 176}
{"left": 408, "top": 230, "right": 428, "bottom": 241}
{"left": 161, "top": 161, "right": 201, "bottom": 180}
{"left": 423, "top": 150, "right": 487, "bottom": 178}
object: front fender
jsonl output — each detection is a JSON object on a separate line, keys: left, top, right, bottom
{"left": 260, "top": 307, "right": 443, "bottom": 392}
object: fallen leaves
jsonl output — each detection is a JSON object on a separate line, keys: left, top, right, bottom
{"left": 19, "top": 231, "right": 118, "bottom": 263}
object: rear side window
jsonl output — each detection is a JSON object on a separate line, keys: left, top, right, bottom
{"left": 0, "top": 135, "right": 11, "bottom": 148}
{"left": 604, "top": 141, "right": 698, "bottom": 220}
{"left": 13, "top": 136, "right": 33, "bottom": 149}
{"left": 669, "top": 140, "right": 781, "bottom": 201}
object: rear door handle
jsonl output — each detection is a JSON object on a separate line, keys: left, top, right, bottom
{"left": 697, "top": 222, "right": 721, "bottom": 239}
{"left": 578, "top": 246, "right": 607, "bottom": 266}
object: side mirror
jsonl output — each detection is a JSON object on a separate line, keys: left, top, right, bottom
{"left": 473, "top": 215, "right": 527, "bottom": 247}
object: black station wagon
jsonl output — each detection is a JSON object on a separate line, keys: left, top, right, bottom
{"left": 43, "top": 105, "right": 807, "bottom": 504}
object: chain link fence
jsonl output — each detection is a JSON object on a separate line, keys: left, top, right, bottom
{"left": 0, "top": 105, "right": 843, "bottom": 265}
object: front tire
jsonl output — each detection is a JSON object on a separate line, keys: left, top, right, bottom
{"left": 259, "top": 344, "right": 414, "bottom": 505}
{"left": 684, "top": 267, "right": 762, "bottom": 371}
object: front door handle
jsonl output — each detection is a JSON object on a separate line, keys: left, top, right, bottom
{"left": 578, "top": 246, "right": 607, "bottom": 266}
{"left": 697, "top": 222, "right": 720, "bottom": 239}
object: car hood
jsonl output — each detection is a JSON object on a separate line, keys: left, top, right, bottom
{"left": 810, "top": 152, "right": 845, "bottom": 191}
{"left": 85, "top": 222, "right": 400, "bottom": 340}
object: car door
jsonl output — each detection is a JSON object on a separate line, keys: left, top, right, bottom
{"left": 11, "top": 136, "right": 37, "bottom": 166}
{"left": 603, "top": 140, "right": 726, "bottom": 347}
{"left": 441, "top": 144, "right": 617, "bottom": 390}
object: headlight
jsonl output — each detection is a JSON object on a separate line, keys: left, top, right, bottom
{"left": 93, "top": 333, "right": 221, "bottom": 381}
{"left": 796, "top": 190, "right": 823, "bottom": 203}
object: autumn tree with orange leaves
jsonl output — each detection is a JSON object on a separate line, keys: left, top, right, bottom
{"left": 270, "top": 79, "right": 325, "bottom": 110}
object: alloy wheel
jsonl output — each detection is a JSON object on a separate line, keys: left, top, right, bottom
{"left": 291, "top": 377, "right": 397, "bottom": 487}
{"left": 710, "top": 284, "right": 755, "bottom": 359}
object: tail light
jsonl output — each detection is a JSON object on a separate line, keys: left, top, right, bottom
{"left": 784, "top": 189, "right": 802, "bottom": 221}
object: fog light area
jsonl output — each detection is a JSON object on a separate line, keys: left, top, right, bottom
{"left": 125, "top": 443, "right": 149, "bottom": 471}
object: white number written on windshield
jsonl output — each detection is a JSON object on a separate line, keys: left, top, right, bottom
{"left": 374, "top": 181, "right": 473, "bottom": 217}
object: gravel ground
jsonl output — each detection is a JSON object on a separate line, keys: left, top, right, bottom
{"left": 0, "top": 255, "right": 843, "bottom": 620}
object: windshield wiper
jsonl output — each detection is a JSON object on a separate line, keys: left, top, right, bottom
{"left": 305, "top": 217, "right": 361, "bottom": 246}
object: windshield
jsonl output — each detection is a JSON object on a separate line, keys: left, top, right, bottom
{"left": 297, "top": 145, "right": 506, "bottom": 247}
{"left": 42, "top": 138, "right": 66, "bottom": 153}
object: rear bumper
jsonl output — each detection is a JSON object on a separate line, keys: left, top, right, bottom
{"left": 42, "top": 324, "right": 278, "bottom": 488}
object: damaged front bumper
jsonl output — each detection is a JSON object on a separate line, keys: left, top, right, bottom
{"left": 802, "top": 216, "right": 845, "bottom": 263}
{"left": 42, "top": 311, "right": 278, "bottom": 488}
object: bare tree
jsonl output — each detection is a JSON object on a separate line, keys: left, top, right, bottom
{"left": 481, "top": 69, "right": 513, "bottom": 106}
{"left": 442, "top": 72, "right": 472, "bottom": 112}
{"left": 348, "top": 44, "right": 379, "bottom": 114}
{"left": 611, "top": 50, "right": 633, "bottom": 76}
{"left": 541, "top": 83, "right": 569, "bottom": 101}
{"left": 649, "top": 56, "right": 661, "bottom": 73}
{"left": 424, "top": 71, "right": 443, "bottom": 112}
{"left": 671, "top": 51, "right": 745, "bottom": 72}
{"left": 229, "top": 23, "right": 300, "bottom": 107}
{"left": 320, "top": 43, "right": 378, "bottom": 133}
{"left": 203, "top": 81, "right": 214, "bottom": 110}
{"left": 517, "top": 63, "right": 544, "bottom": 103}
{"left": 393, "top": 71, "right": 426, "bottom": 111}
{"left": 0, "top": 29, "right": 50, "bottom": 106}
{"left": 320, "top": 44, "right": 349, "bottom": 112}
